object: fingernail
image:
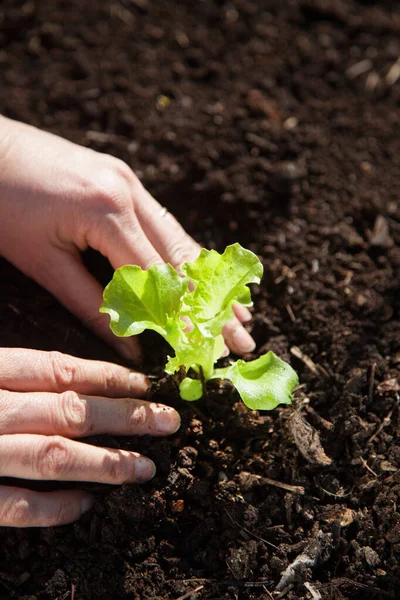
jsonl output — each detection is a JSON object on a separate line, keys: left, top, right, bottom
{"left": 127, "top": 457, "right": 156, "bottom": 484}
{"left": 235, "top": 305, "right": 253, "bottom": 322}
{"left": 81, "top": 496, "right": 94, "bottom": 514}
{"left": 232, "top": 327, "right": 256, "bottom": 353}
{"left": 221, "top": 344, "right": 230, "bottom": 358}
{"left": 155, "top": 405, "right": 181, "bottom": 435}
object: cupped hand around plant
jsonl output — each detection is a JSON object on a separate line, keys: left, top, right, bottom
{"left": 0, "top": 116, "right": 255, "bottom": 358}
{"left": 0, "top": 348, "right": 182, "bottom": 527}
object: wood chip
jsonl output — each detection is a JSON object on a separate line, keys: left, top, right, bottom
{"left": 289, "top": 411, "right": 332, "bottom": 466}
{"left": 377, "top": 378, "right": 399, "bottom": 393}
{"left": 386, "top": 57, "right": 400, "bottom": 86}
{"left": 320, "top": 507, "right": 355, "bottom": 527}
{"left": 346, "top": 59, "right": 372, "bottom": 79}
{"left": 365, "top": 71, "right": 380, "bottom": 92}
{"left": 276, "top": 531, "right": 335, "bottom": 591}
{"left": 380, "top": 461, "right": 397, "bottom": 473}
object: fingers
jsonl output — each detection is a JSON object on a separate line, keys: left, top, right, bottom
{"left": 131, "top": 182, "right": 258, "bottom": 353}
{"left": 0, "top": 390, "right": 180, "bottom": 437}
{"left": 0, "top": 434, "right": 156, "bottom": 484}
{"left": 133, "top": 185, "right": 201, "bottom": 268}
{"left": 0, "top": 486, "right": 93, "bottom": 527}
{"left": 93, "top": 210, "right": 164, "bottom": 271}
{"left": 37, "top": 248, "right": 141, "bottom": 361}
{"left": 0, "top": 348, "right": 148, "bottom": 397}
{"left": 233, "top": 303, "right": 253, "bottom": 323}
{"left": 222, "top": 316, "right": 256, "bottom": 355}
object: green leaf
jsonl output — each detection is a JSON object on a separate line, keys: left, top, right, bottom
{"left": 213, "top": 351, "right": 298, "bottom": 411}
{"left": 179, "top": 377, "right": 203, "bottom": 401}
{"left": 100, "top": 264, "right": 188, "bottom": 338}
{"left": 181, "top": 243, "right": 263, "bottom": 337}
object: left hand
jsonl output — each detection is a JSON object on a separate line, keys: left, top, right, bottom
{"left": 0, "top": 348, "right": 181, "bottom": 527}
{"left": 0, "top": 116, "right": 255, "bottom": 359}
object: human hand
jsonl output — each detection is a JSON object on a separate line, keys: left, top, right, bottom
{"left": 0, "top": 117, "right": 255, "bottom": 359}
{"left": 0, "top": 348, "right": 181, "bottom": 527}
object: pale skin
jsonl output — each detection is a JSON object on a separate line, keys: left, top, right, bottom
{"left": 0, "top": 116, "right": 256, "bottom": 527}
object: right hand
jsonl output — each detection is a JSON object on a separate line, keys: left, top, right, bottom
{"left": 0, "top": 116, "right": 256, "bottom": 360}
{"left": 0, "top": 348, "right": 181, "bottom": 527}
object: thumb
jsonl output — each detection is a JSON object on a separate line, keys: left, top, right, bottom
{"left": 35, "top": 247, "right": 141, "bottom": 362}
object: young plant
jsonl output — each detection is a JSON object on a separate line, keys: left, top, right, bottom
{"left": 100, "top": 243, "right": 298, "bottom": 410}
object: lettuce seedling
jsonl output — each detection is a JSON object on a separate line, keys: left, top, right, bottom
{"left": 100, "top": 243, "right": 298, "bottom": 410}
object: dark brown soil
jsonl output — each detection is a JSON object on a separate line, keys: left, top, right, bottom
{"left": 1, "top": 1, "right": 400, "bottom": 598}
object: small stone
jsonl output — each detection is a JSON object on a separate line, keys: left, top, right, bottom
{"left": 171, "top": 499, "right": 185, "bottom": 513}
{"left": 386, "top": 522, "right": 400, "bottom": 544}
{"left": 284, "top": 116, "right": 298, "bottom": 130}
{"left": 363, "top": 546, "right": 380, "bottom": 568}
{"left": 269, "top": 161, "right": 306, "bottom": 195}
{"left": 368, "top": 216, "right": 394, "bottom": 248}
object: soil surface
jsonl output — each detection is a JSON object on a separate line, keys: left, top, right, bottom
{"left": 1, "top": 1, "right": 400, "bottom": 599}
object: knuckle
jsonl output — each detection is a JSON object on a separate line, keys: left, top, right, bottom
{"left": 37, "top": 436, "right": 69, "bottom": 480}
{"left": 0, "top": 391, "right": 12, "bottom": 431}
{"left": 102, "top": 367, "right": 122, "bottom": 395}
{"left": 167, "top": 240, "right": 195, "bottom": 268}
{"left": 60, "top": 390, "right": 90, "bottom": 437}
{"left": 0, "top": 493, "right": 31, "bottom": 527}
{"left": 91, "top": 164, "right": 131, "bottom": 213}
{"left": 129, "top": 403, "right": 148, "bottom": 431}
{"left": 103, "top": 451, "right": 131, "bottom": 484}
{"left": 111, "top": 157, "right": 135, "bottom": 185}
{"left": 0, "top": 124, "right": 22, "bottom": 168}
{"left": 49, "top": 351, "right": 78, "bottom": 390}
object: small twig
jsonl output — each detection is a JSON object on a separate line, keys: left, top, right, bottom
{"left": 224, "top": 508, "right": 279, "bottom": 550}
{"left": 198, "top": 365, "right": 206, "bottom": 398}
{"left": 368, "top": 362, "right": 376, "bottom": 404}
{"left": 275, "top": 584, "right": 294, "bottom": 598}
{"left": 176, "top": 585, "right": 204, "bottom": 600}
{"left": 285, "top": 304, "right": 296, "bottom": 323}
{"left": 290, "top": 346, "right": 329, "bottom": 378}
{"left": 71, "top": 584, "right": 76, "bottom": 600}
{"left": 166, "top": 578, "right": 273, "bottom": 589}
{"left": 367, "top": 408, "right": 393, "bottom": 445}
{"left": 327, "top": 578, "right": 395, "bottom": 597}
{"left": 360, "top": 456, "right": 378, "bottom": 478}
{"left": 304, "top": 404, "right": 334, "bottom": 431}
{"left": 304, "top": 582, "right": 322, "bottom": 600}
{"left": 259, "top": 475, "right": 305, "bottom": 495}
{"left": 318, "top": 483, "right": 353, "bottom": 498}
{"left": 7, "top": 303, "right": 20, "bottom": 315}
